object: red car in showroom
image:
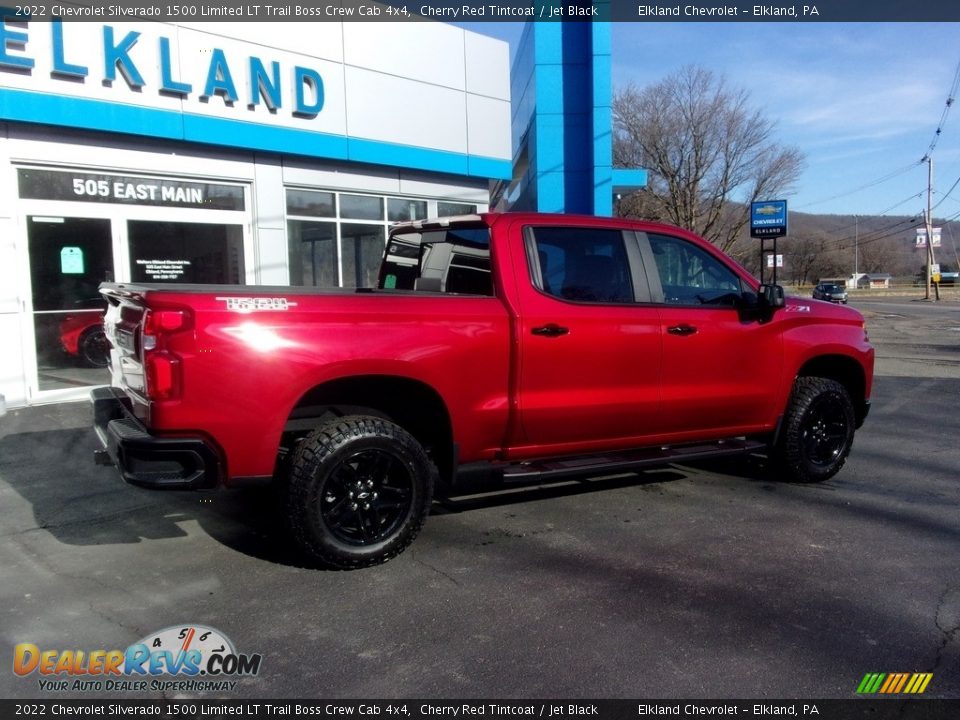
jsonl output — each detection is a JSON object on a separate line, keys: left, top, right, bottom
{"left": 59, "top": 300, "right": 109, "bottom": 368}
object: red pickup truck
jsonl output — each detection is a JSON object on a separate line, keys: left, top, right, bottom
{"left": 92, "top": 212, "right": 874, "bottom": 568}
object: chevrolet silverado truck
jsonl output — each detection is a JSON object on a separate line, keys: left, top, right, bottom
{"left": 92, "top": 212, "right": 874, "bottom": 568}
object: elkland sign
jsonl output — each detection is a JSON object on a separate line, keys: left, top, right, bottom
{"left": 0, "top": 18, "right": 512, "bottom": 178}
{"left": 0, "top": 20, "right": 325, "bottom": 117}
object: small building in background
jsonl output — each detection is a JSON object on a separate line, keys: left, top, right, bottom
{"left": 852, "top": 273, "right": 893, "bottom": 289}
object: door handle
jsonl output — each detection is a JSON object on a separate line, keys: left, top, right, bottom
{"left": 667, "top": 324, "right": 697, "bottom": 336}
{"left": 532, "top": 324, "right": 569, "bottom": 337}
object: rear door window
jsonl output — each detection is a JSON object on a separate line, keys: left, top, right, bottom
{"left": 526, "top": 227, "right": 635, "bottom": 303}
{"left": 379, "top": 227, "right": 493, "bottom": 296}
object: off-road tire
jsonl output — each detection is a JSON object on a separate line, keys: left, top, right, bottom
{"left": 775, "top": 377, "right": 855, "bottom": 483}
{"left": 285, "top": 415, "right": 435, "bottom": 569}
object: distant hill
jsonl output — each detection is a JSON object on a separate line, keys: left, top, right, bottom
{"left": 730, "top": 210, "right": 960, "bottom": 286}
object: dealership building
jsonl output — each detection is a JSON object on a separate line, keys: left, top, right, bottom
{"left": 0, "top": 17, "right": 641, "bottom": 408}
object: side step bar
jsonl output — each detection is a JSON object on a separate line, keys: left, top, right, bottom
{"left": 501, "top": 438, "right": 767, "bottom": 483}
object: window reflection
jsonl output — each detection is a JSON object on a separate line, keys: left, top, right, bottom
{"left": 28, "top": 216, "right": 112, "bottom": 391}
{"left": 289, "top": 220, "right": 338, "bottom": 287}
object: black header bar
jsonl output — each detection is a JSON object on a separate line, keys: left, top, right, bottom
{"left": 2, "top": 700, "right": 960, "bottom": 720}
{"left": 1, "top": 0, "right": 959, "bottom": 22}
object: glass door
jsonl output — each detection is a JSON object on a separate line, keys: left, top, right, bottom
{"left": 18, "top": 168, "right": 252, "bottom": 404}
{"left": 27, "top": 216, "right": 114, "bottom": 392}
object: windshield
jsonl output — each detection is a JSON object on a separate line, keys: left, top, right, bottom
{"left": 379, "top": 227, "right": 493, "bottom": 296}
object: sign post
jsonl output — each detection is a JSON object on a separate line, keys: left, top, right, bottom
{"left": 751, "top": 200, "right": 788, "bottom": 285}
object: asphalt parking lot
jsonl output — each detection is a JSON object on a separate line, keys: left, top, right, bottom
{"left": 1, "top": 295, "right": 958, "bottom": 700}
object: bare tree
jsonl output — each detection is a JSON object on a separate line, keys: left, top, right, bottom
{"left": 783, "top": 231, "right": 842, "bottom": 286}
{"left": 614, "top": 65, "right": 804, "bottom": 252}
{"left": 856, "top": 236, "right": 901, "bottom": 275}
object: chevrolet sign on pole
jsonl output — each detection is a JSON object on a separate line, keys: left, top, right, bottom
{"left": 750, "top": 200, "right": 788, "bottom": 238}
{"left": 751, "top": 200, "right": 787, "bottom": 285}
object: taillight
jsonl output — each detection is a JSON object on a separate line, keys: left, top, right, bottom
{"left": 145, "top": 352, "right": 181, "bottom": 400}
{"left": 141, "top": 309, "right": 189, "bottom": 401}
{"left": 143, "top": 310, "right": 186, "bottom": 336}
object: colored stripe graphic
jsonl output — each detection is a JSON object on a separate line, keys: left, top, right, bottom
{"left": 856, "top": 673, "right": 885, "bottom": 694}
{"left": 906, "top": 673, "right": 933, "bottom": 693}
{"left": 857, "top": 672, "right": 932, "bottom": 694}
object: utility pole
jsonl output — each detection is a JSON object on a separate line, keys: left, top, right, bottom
{"left": 854, "top": 215, "right": 858, "bottom": 288}
{"left": 924, "top": 155, "right": 939, "bottom": 301}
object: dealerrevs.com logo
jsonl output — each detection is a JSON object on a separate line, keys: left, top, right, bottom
{"left": 13, "top": 625, "right": 262, "bottom": 693}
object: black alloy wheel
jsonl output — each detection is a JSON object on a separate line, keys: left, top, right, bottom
{"left": 800, "top": 393, "right": 851, "bottom": 468}
{"left": 775, "top": 377, "right": 856, "bottom": 483}
{"left": 320, "top": 447, "right": 415, "bottom": 545}
{"left": 285, "top": 415, "right": 435, "bottom": 568}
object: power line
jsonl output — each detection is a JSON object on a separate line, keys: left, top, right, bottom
{"left": 829, "top": 216, "right": 923, "bottom": 252}
{"left": 796, "top": 55, "right": 960, "bottom": 214}
{"left": 932, "top": 173, "right": 960, "bottom": 211}
{"left": 940, "top": 205, "right": 960, "bottom": 223}
{"left": 830, "top": 213, "right": 920, "bottom": 246}
{"left": 827, "top": 192, "right": 926, "bottom": 236}
{"left": 923, "top": 56, "right": 960, "bottom": 159}
{"left": 875, "top": 192, "right": 926, "bottom": 217}
{"left": 841, "top": 209, "right": 960, "bottom": 253}
{"left": 943, "top": 223, "right": 960, "bottom": 268}
{"left": 810, "top": 192, "right": 923, "bottom": 237}
{"left": 794, "top": 161, "right": 922, "bottom": 210}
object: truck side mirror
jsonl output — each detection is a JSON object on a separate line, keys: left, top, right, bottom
{"left": 759, "top": 283, "right": 785, "bottom": 309}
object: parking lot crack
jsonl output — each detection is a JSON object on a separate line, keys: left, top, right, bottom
{"left": 84, "top": 601, "right": 145, "bottom": 642}
{"left": 411, "top": 553, "right": 460, "bottom": 588}
{"left": 0, "top": 525, "right": 47, "bottom": 540}
{"left": 54, "top": 569, "right": 142, "bottom": 606}
{"left": 931, "top": 586, "right": 960, "bottom": 671}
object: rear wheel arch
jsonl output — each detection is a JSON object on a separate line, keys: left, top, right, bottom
{"left": 281, "top": 375, "right": 455, "bottom": 485}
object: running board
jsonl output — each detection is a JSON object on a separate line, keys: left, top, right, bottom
{"left": 501, "top": 438, "right": 767, "bottom": 483}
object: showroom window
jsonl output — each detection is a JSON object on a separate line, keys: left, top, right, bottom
{"left": 437, "top": 201, "right": 478, "bottom": 217}
{"left": 286, "top": 189, "right": 481, "bottom": 289}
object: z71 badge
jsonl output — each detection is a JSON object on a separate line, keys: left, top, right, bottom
{"left": 785, "top": 305, "right": 811, "bottom": 313}
{"left": 215, "top": 297, "right": 297, "bottom": 312}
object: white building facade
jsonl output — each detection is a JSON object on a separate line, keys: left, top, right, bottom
{"left": 0, "top": 20, "right": 511, "bottom": 406}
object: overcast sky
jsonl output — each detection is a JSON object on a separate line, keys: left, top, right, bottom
{"left": 460, "top": 22, "right": 960, "bottom": 220}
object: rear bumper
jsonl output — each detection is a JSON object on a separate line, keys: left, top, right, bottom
{"left": 91, "top": 386, "right": 219, "bottom": 490}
